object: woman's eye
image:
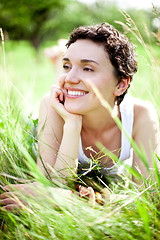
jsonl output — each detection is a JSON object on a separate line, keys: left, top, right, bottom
{"left": 63, "top": 64, "right": 71, "bottom": 70}
{"left": 83, "top": 67, "right": 93, "bottom": 72}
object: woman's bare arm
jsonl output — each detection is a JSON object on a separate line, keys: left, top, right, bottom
{"left": 37, "top": 86, "right": 82, "bottom": 180}
{"left": 132, "top": 100, "right": 159, "bottom": 181}
{"left": 37, "top": 93, "right": 63, "bottom": 174}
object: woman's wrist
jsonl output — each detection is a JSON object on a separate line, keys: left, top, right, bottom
{"left": 64, "top": 115, "right": 82, "bottom": 127}
{"left": 64, "top": 116, "right": 82, "bottom": 132}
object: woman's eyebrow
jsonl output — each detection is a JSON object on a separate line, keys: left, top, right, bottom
{"left": 62, "top": 57, "right": 99, "bottom": 65}
{"left": 81, "top": 59, "right": 99, "bottom": 65}
{"left": 63, "top": 57, "right": 70, "bottom": 62}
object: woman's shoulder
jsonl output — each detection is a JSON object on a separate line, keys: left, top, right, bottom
{"left": 40, "top": 92, "right": 50, "bottom": 106}
{"left": 132, "top": 97, "right": 159, "bottom": 136}
{"left": 123, "top": 95, "right": 157, "bottom": 113}
{"left": 132, "top": 97, "right": 158, "bottom": 121}
{"left": 40, "top": 91, "right": 59, "bottom": 115}
{"left": 39, "top": 92, "right": 53, "bottom": 118}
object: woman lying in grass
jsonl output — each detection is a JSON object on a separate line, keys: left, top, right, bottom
{"left": 0, "top": 23, "right": 159, "bottom": 210}
{"left": 37, "top": 23, "right": 159, "bottom": 181}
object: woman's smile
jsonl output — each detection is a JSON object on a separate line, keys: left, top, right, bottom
{"left": 66, "top": 88, "right": 89, "bottom": 99}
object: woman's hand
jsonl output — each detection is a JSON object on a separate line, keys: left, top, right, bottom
{"left": 50, "top": 85, "right": 82, "bottom": 124}
{"left": 0, "top": 183, "right": 39, "bottom": 211}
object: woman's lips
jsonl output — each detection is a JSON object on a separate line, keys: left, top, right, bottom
{"left": 66, "top": 89, "right": 88, "bottom": 98}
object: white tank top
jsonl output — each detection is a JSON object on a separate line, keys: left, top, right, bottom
{"left": 78, "top": 95, "right": 134, "bottom": 175}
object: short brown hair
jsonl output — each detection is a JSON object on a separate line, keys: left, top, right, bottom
{"left": 66, "top": 23, "right": 138, "bottom": 105}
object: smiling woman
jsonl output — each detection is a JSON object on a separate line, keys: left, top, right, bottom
{"left": 1, "top": 23, "right": 159, "bottom": 210}
{"left": 37, "top": 23, "right": 159, "bottom": 184}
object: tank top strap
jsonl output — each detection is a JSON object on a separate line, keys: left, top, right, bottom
{"left": 119, "top": 95, "right": 134, "bottom": 161}
{"left": 79, "top": 135, "right": 91, "bottom": 164}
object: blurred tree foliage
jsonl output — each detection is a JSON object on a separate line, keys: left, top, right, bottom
{"left": 0, "top": 0, "right": 158, "bottom": 49}
{"left": 0, "top": 0, "right": 67, "bottom": 49}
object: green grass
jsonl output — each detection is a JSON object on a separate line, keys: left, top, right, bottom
{"left": 130, "top": 44, "right": 160, "bottom": 115}
{"left": 0, "top": 40, "right": 54, "bottom": 118}
{"left": 0, "top": 22, "right": 160, "bottom": 239}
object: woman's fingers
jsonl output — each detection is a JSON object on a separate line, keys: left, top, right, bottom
{"left": 59, "top": 89, "right": 64, "bottom": 103}
{"left": 50, "top": 85, "right": 64, "bottom": 104}
{"left": 2, "top": 185, "right": 17, "bottom": 192}
{"left": 79, "top": 185, "right": 89, "bottom": 197}
{"left": 2, "top": 204, "right": 23, "bottom": 211}
{"left": 50, "top": 86, "right": 71, "bottom": 120}
{"left": 50, "top": 86, "right": 66, "bottom": 116}
{"left": 3, "top": 183, "right": 38, "bottom": 196}
{"left": 87, "top": 187, "right": 95, "bottom": 207}
{"left": 0, "top": 191, "right": 25, "bottom": 212}
{"left": 78, "top": 185, "right": 95, "bottom": 207}
{"left": 0, "top": 197, "right": 19, "bottom": 206}
{"left": 49, "top": 85, "right": 83, "bottom": 125}
{"left": 0, "top": 191, "right": 23, "bottom": 202}
{"left": 0, "top": 191, "right": 15, "bottom": 200}
{"left": 0, "top": 183, "right": 38, "bottom": 211}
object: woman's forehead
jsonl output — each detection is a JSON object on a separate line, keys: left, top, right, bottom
{"left": 64, "top": 39, "right": 109, "bottom": 61}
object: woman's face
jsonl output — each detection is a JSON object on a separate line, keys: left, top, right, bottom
{"left": 59, "top": 39, "right": 119, "bottom": 115}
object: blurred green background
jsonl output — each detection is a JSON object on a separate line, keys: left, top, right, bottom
{"left": 0, "top": 0, "right": 160, "bottom": 117}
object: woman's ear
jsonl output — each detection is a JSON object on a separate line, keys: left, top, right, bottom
{"left": 114, "top": 76, "right": 130, "bottom": 96}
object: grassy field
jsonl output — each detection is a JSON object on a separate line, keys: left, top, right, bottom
{"left": 0, "top": 32, "right": 160, "bottom": 239}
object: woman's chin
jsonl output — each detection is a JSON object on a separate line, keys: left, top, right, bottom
{"left": 64, "top": 103, "right": 82, "bottom": 115}
{"left": 65, "top": 107, "right": 80, "bottom": 115}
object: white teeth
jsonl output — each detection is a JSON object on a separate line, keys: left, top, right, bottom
{"left": 68, "top": 90, "right": 87, "bottom": 96}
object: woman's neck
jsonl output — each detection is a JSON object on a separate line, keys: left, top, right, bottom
{"left": 82, "top": 104, "right": 120, "bottom": 136}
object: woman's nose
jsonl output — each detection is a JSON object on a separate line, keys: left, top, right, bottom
{"left": 65, "top": 68, "right": 80, "bottom": 84}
